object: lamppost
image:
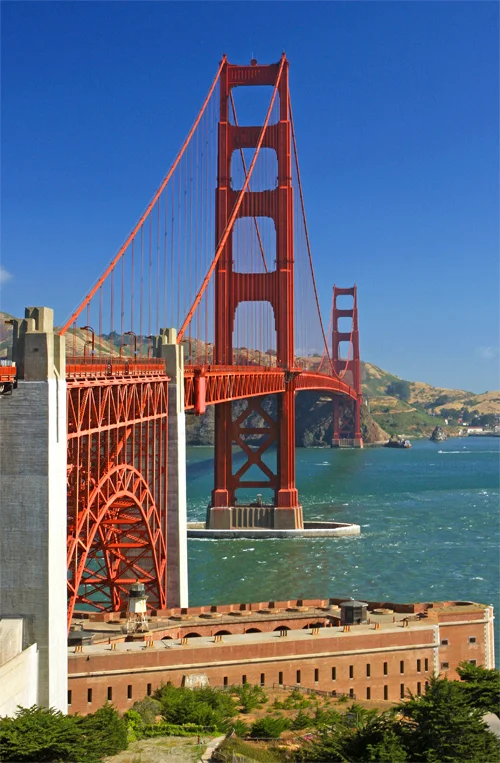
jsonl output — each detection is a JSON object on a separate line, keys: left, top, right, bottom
{"left": 124, "top": 331, "right": 137, "bottom": 357}
{"left": 146, "top": 335, "right": 154, "bottom": 359}
{"left": 79, "top": 326, "right": 95, "bottom": 360}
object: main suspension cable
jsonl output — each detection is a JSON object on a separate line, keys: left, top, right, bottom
{"left": 289, "top": 97, "right": 333, "bottom": 374}
{"left": 60, "top": 56, "right": 227, "bottom": 336}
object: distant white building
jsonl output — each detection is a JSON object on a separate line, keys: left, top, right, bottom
{"left": 467, "top": 426, "right": 484, "bottom": 434}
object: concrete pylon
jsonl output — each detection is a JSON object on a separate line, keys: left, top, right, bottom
{"left": 154, "top": 329, "right": 188, "bottom": 608}
{"left": 0, "top": 307, "right": 68, "bottom": 711}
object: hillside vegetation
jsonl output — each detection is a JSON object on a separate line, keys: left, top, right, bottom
{"left": 361, "top": 361, "right": 499, "bottom": 439}
{"left": 363, "top": 361, "right": 498, "bottom": 415}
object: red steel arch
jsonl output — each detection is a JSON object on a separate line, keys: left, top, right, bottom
{"left": 66, "top": 376, "right": 169, "bottom": 627}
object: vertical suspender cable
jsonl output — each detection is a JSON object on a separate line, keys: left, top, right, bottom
{"left": 289, "top": 98, "right": 333, "bottom": 373}
{"left": 59, "top": 57, "right": 226, "bottom": 336}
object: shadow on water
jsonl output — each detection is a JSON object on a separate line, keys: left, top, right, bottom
{"left": 186, "top": 456, "right": 214, "bottom": 478}
{"left": 186, "top": 449, "right": 251, "bottom": 479}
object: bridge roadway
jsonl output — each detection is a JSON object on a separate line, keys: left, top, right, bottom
{"left": 64, "top": 358, "right": 357, "bottom": 411}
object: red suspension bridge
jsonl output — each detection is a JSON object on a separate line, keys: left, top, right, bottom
{"left": 48, "top": 55, "right": 362, "bottom": 625}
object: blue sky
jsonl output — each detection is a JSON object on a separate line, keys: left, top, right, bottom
{"left": 1, "top": 1, "right": 498, "bottom": 392}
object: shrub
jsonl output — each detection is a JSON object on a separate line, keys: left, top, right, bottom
{"left": 291, "top": 710, "right": 312, "bottom": 730}
{"left": 250, "top": 715, "right": 289, "bottom": 739}
{"left": 143, "top": 721, "right": 211, "bottom": 737}
{"left": 153, "top": 682, "right": 236, "bottom": 731}
{"left": 386, "top": 380, "right": 411, "bottom": 401}
{"left": 232, "top": 719, "right": 250, "bottom": 737}
{"left": 233, "top": 684, "right": 268, "bottom": 713}
{"left": 213, "top": 737, "right": 286, "bottom": 763}
{"left": 124, "top": 709, "right": 145, "bottom": 742}
{"left": 130, "top": 696, "right": 162, "bottom": 725}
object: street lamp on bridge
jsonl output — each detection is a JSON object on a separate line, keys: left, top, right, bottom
{"left": 79, "top": 325, "right": 95, "bottom": 360}
{"left": 124, "top": 330, "right": 137, "bottom": 357}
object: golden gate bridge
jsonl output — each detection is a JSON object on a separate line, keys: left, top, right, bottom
{"left": 6, "top": 55, "right": 363, "bottom": 628}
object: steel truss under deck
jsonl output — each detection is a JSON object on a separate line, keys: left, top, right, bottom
{"left": 66, "top": 375, "right": 169, "bottom": 627}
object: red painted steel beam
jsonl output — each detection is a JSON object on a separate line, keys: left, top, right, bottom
{"left": 184, "top": 365, "right": 358, "bottom": 410}
{"left": 292, "top": 371, "right": 357, "bottom": 401}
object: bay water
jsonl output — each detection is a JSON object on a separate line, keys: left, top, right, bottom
{"left": 187, "top": 437, "right": 500, "bottom": 658}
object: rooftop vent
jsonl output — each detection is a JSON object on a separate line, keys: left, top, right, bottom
{"left": 340, "top": 600, "right": 368, "bottom": 625}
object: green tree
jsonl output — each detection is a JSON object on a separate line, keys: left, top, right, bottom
{"left": 0, "top": 703, "right": 127, "bottom": 763}
{"left": 291, "top": 710, "right": 311, "bottom": 730}
{"left": 364, "top": 727, "right": 408, "bottom": 762}
{"left": 399, "top": 675, "right": 500, "bottom": 762}
{"left": 77, "top": 703, "right": 128, "bottom": 759}
{"left": 471, "top": 413, "right": 497, "bottom": 429}
{"left": 231, "top": 719, "right": 250, "bottom": 737}
{"left": 0, "top": 706, "right": 83, "bottom": 763}
{"left": 430, "top": 394, "right": 451, "bottom": 408}
{"left": 250, "top": 715, "right": 289, "bottom": 739}
{"left": 345, "top": 711, "right": 407, "bottom": 762}
{"left": 439, "top": 408, "right": 460, "bottom": 420}
{"left": 303, "top": 705, "right": 407, "bottom": 762}
{"left": 456, "top": 661, "right": 500, "bottom": 714}
{"left": 298, "top": 676, "right": 500, "bottom": 762}
{"left": 386, "top": 380, "right": 411, "bottom": 402}
{"left": 233, "top": 683, "right": 268, "bottom": 713}
{"left": 461, "top": 408, "right": 480, "bottom": 423}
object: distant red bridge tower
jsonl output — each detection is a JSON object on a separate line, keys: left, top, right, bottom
{"left": 332, "top": 285, "right": 363, "bottom": 448}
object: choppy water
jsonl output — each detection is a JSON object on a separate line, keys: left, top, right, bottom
{"left": 186, "top": 438, "right": 500, "bottom": 658}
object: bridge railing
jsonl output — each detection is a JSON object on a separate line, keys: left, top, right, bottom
{"left": 65, "top": 355, "right": 166, "bottom": 380}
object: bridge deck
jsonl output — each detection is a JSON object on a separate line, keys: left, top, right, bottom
{"left": 65, "top": 359, "right": 356, "bottom": 410}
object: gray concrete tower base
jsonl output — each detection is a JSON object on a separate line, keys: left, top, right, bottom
{"left": 0, "top": 308, "right": 68, "bottom": 712}
{"left": 154, "top": 329, "right": 188, "bottom": 608}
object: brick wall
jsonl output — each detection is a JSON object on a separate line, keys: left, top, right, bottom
{"left": 68, "top": 601, "right": 494, "bottom": 715}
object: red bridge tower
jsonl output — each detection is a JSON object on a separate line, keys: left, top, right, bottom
{"left": 207, "top": 57, "right": 303, "bottom": 530}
